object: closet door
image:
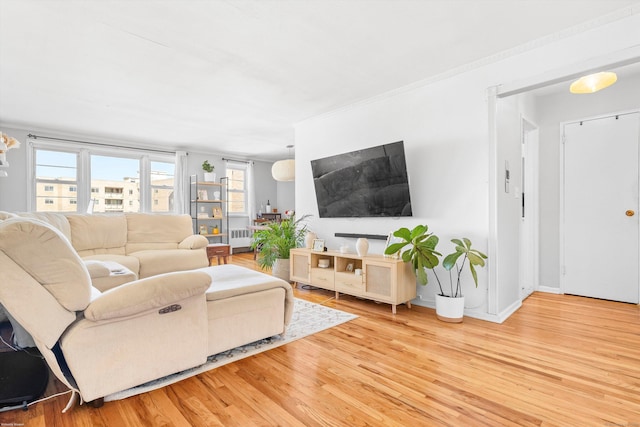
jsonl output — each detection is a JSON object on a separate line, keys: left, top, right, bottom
{"left": 562, "top": 112, "right": 640, "bottom": 303}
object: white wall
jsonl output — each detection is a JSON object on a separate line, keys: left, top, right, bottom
{"left": 295, "top": 70, "right": 497, "bottom": 316}
{"left": 253, "top": 161, "right": 277, "bottom": 215}
{"left": 294, "top": 12, "right": 640, "bottom": 321}
{"left": 535, "top": 71, "right": 640, "bottom": 290}
{"left": 494, "top": 92, "right": 539, "bottom": 313}
{"left": 277, "top": 180, "right": 295, "bottom": 214}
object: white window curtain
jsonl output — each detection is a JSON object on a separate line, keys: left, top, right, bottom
{"left": 247, "top": 161, "right": 256, "bottom": 221}
{"left": 174, "top": 151, "right": 188, "bottom": 214}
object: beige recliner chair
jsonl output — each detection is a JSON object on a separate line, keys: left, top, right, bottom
{"left": 0, "top": 217, "right": 212, "bottom": 407}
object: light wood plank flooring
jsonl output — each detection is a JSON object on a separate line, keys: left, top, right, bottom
{"left": 1, "top": 253, "right": 639, "bottom": 426}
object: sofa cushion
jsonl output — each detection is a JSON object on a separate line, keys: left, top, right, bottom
{"left": 67, "top": 214, "right": 128, "bottom": 254}
{"left": 178, "top": 234, "right": 209, "bottom": 250}
{"left": 16, "top": 212, "right": 72, "bottom": 241}
{"left": 125, "top": 213, "right": 194, "bottom": 253}
{"left": 0, "top": 252, "right": 77, "bottom": 349}
{"left": 0, "top": 218, "right": 91, "bottom": 312}
{"left": 131, "top": 248, "right": 209, "bottom": 279}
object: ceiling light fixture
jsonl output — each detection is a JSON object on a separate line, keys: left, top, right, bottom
{"left": 569, "top": 71, "right": 617, "bottom": 94}
{"left": 272, "top": 145, "right": 295, "bottom": 182}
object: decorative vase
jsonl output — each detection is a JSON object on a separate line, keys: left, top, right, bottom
{"left": 435, "top": 294, "right": 465, "bottom": 323}
{"left": 204, "top": 172, "right": 216, "bottom": 182}
{"left": 272, "top": 258, "right": 291, "bottom": 283}
{"left": 356, "top": 238, "right": 369, "bottom": 257}
{"left": 304, "top": 231, "right": 317, "bottom": 249}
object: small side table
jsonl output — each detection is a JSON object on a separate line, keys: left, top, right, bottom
{"left": 207, "top": 244, "right": 230, "bottom": 265}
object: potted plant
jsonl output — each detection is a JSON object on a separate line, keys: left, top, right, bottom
{"left": 385, "top": 225, "right": 487, "bottom": 322}
{"left": 251, "top": 214, "right": 310, "bottom": 282}
{"left": 202, "top": 160, "right": 216, "bottom": 182}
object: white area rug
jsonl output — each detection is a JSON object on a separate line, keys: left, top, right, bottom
{"left": 105, "top": 298, "right": 357, "bottom": 402}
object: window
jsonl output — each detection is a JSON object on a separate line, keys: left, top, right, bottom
{"left": 31, "top": 141, "right": 175, "bottom": 214}
{"left": 34, "top": 150, "right": 78, "bottom": 212}
{"left": 150, "top": 161, "right": 175, "bottom": 213}
{"left": 226, "top": 164, "right": 247, "bottom": 215}
{"left": 91, "top": 154, "right": 140, "bottom": 213}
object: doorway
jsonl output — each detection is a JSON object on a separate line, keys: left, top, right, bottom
{"left": 561, "top": 112, "right": 640, "bottom": 303}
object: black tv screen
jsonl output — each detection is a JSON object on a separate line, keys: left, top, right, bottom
{"left": 311, "top": 141, "right": 413, "bottom": 218}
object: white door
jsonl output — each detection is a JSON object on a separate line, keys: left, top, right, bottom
{"left": 562, "top": 112, "right": 640, "bottom": 303}
{"left": 519, "top": 120, "right": 539, "bottom": 299}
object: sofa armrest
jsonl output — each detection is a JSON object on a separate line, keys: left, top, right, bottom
{"left": 84, "top": 271, "right": 211, "bottom": 321}
{"left": 178, "top": 234, "right": 209, "bottom": 250}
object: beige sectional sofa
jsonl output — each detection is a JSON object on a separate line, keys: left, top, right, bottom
{"left": 0, "top": 215, "right": 294, "bottom": 407}
{"left": 0, "top": 211, "right": 210, "bottom": 289}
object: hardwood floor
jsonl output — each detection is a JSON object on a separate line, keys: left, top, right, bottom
{"left": 1, "top": 253, "right": 639, "bottom": 426}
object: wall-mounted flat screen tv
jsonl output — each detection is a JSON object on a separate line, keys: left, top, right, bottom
{"left": 311, "top": 141, "right": 412, "bottom": 218}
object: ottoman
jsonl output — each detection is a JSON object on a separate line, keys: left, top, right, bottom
{"left": 197, "top": 264, "right": 295, "bottom": 356}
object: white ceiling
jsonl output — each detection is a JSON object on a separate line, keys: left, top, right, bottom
{"left": 0, "top": 0, "right": 637, "bottom": 161}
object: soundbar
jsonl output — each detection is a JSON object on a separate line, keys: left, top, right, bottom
{"left": 334, "top": 233, "right": 388, "bottom": 241}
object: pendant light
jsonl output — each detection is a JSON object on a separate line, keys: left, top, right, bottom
{"left": 272, "top": 145, "right": 295, "bottom": 181}
{"left": 570, "top": 71, "right": 617, "bottom": 94}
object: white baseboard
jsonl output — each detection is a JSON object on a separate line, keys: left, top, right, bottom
{"left": 411, "top": 297, "right": 521, "bottom": 324}
{"left": 537, "top": 286, "right": 561, "bottom": 294}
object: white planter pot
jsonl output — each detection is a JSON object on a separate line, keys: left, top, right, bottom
{"left": 435, "top": 294, "right": 465, "bottom": 323}
{"left": 272, "top": 258, "right": 291, "bottom": 283}
{"left": 203, "top": 172, "right": 216, "bottom": 182}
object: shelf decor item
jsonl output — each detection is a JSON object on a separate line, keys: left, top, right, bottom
{"left": 202, "top": 160, "right": 216, "bottom": 182}
{"left": 197, "top": 189, "right": 208, "bottom": 201}
{"left": 304, "top": 231, "right": 317, "bottom": 249}
{"left": 312, "top": 239, "right": 325, "bottom": 252}
{"left": 0, "top": 132, "right": 21, "bottom": 177}
{"left": 356, "top": 238, "right": 369, "bottom": 256}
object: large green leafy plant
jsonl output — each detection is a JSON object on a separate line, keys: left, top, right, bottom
{"left": 251, "top": 214, "right": 310, "bottom": 270}
{"left": 385, "top": 225, "right": 487, "bottom": 297}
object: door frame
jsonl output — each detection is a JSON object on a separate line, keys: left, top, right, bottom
{"left": 559, "top": 109, "right": 640, "bottom": 297}
{"left": 520, "top": 116, "right": 539, "bottom": 300}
